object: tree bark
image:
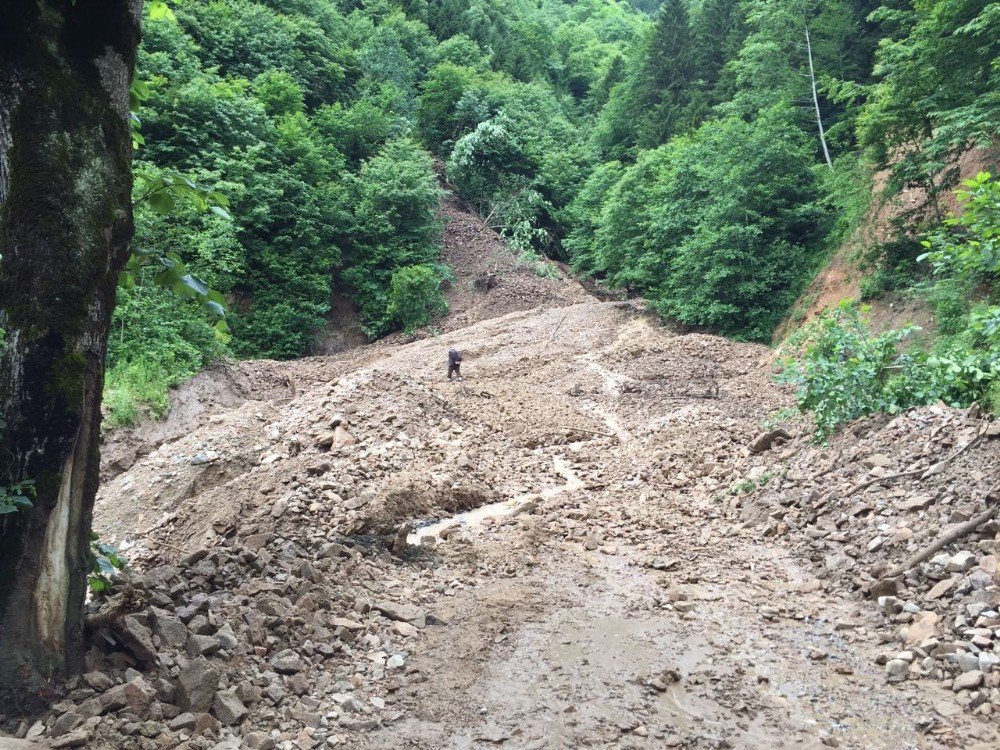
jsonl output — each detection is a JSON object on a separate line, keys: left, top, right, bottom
{"left": 0, "top": 0, "right": 141, "bottom": 709}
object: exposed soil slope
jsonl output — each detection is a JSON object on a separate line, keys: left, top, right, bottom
{"left": 778, "top": 146, "right": 1000, "bottom": 340}
{"left": 100, "top": 190, "right": 585, "bottom": 485}
{"left": 432, "top": 193, "right": 590, "bottom": 331}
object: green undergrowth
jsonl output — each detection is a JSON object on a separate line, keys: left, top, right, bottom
{"left": 780, "top": 174, "right": 1000, "bottom": 439}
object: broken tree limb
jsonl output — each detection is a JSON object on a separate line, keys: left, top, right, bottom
{"left": 145, "top": 537, "right": 190, "bottom": 555}
{"left": 84, "top": 588, "right": 144, "bottom": 631}
{"left": 885, "top": 493, "right": 999, "bottom": 578}
{"left": 844, "top": 433, "right": 984, "bottom": 498}
{"left": 844, "top": 466, "right": 926, "bottom": 498}
{"left": 547, "top": 310, "right": 570, "bottom": 343}
{"left": 552, "top": 425, "right": 614, "bottom": 438}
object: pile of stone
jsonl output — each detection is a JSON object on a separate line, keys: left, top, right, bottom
{"left": 737, "top": 404, "right": 1000, "bottom": 716}
{"left": 11, "top": 525, "right": 438, "bottom": 749}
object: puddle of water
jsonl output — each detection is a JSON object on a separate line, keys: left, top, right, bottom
{"left": 409, "top": 456, "right": 582, "bottom": 544}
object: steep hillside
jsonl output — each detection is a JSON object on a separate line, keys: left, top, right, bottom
{"left": 779, "top": 146, "right": 1000, "bottom": 340}
{"left": 100, "top": 190, "right": 586, "bottom": 481}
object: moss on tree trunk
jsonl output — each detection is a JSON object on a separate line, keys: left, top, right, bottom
{"left": 0, "top": 0, "right": 140, "bottom": 709}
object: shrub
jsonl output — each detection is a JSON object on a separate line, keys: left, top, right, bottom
{"left": 778, "top": 303, "right": 917, "bottom": 438}
{"left": 106, "top": 282, "right": 224, "bottom": 426}
{"left": 780, "top": 301, "right": 1000, "bottom": 439}
{"left": 386, "top": 264, "right": 449, "bottom": 332}
{"left": 782, "top": 174, "right": 1000, "bottom": 437}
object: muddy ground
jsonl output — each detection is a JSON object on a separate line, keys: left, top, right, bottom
{"left": 43, "top": 296, "right": 993, "bottom": 750}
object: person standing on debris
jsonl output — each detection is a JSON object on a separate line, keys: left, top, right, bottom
{"left": 448, "top": 348, "right": 463, "bottom": 380}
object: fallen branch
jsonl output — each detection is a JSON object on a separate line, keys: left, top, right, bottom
{"left": 549, "top": 425, "right": 614, "bottom": 438}
{"left": 844, "top": 466, "right": 926, "bottom": 498}
{"left": 885, "top": 492, "right": 998, "bottom": 578}
{"left": 547, "top": 310, "right": 570, "bottom": 344}
{"left": 84, "top": 588, "right": 143, "bottom": 630}
{"left": 144, "top": 535, "right": 190, "bottom": 555}
{"left": 844, "top": 432, "right": 984, "bottom": 498}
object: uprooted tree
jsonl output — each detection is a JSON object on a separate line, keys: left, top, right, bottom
{"left": 0, "top": 0, "right": 142, "bottom": 707}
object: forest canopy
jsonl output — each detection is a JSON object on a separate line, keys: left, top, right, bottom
{"left": 113, "top": 0, "right": 1000, "bottom": 425}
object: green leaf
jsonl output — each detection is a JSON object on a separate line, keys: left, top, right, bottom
{"left": 147, "top": 190, "right": 175, "bottom": 215}
{"left": 147, "top": 1, "right": 176, "bottom": 21}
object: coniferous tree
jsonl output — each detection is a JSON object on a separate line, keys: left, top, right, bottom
{"left": 633, "top": 0, "right": 696, "bottom": 148}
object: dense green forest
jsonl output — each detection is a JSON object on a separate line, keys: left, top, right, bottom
{"left": 111, "top": 0, "right": 1000, "bottom": 426}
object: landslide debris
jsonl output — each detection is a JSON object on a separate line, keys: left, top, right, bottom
{"left": 8, "top": 298, "right": 1000, "bottom": 750}
{"left": 737, "top": 404, "right": 1000, "bottom": 719}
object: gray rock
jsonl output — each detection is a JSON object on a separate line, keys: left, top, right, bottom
{"left": 213, "top": 690, "right": 248, "bottom": 726}
{"left": 955, "top": 652, "right": 980, "bottom": 673}
{"left": 50, "top": 712, "right": 84, "bottom": 737}
{"left": 244, "top": 732, "right": 276, "bottom": 750}
{"left": 898, "top": 495, "right": 935, "bottom": 512}
{"left": 979, "top": 653, "right": 1000, "bottom": 673}
{"left": 885, "top": 659, "right": 909, "bottom": 680}
{"left": 113, "top": 615, "right": 158, "bottom": 663}
{"left": 188, "top": 614, "right": 213, "bottom": 635}
{"left": 186, "top": 633, "right": 221, "bottom": 657}
{"left": 270, "top": 649, "right": 305, "bottom": 674}
{"left": 945, "top": 551, "right": 977, "bottom": 573}
{"left": 94, "top": 684, "right": 129, "bottom": 714}
{"left": 167, "top": 712, "right": 197, "bottom": 731}
{"left": 177, "top": 656, "right": 221, "bottom": 712}
{"left": 925, "top": 577, "right": 956, "bottom": 601}
{"left": 216, "top": 623, "right": 238, "bottom": 651}
{"left": 952, "top": 670, "right": 984, "bottom": 692}
{"left": 934, "top": 700, "right": 962, "bottom": 717}
{"left": 373, "top": 601, "right": 426, "bottom": 628}
{"left": 82, "top": 671, "right": 114, "bottom": 691}
{"left": 49, "top": 730, "right": 90, "bottom": 749}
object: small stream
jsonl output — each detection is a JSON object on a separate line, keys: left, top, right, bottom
{"left": 408, "top": 455, "right": 583, "bottom": 544}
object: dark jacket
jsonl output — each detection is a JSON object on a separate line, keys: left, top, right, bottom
{"left": 448, "top": 349, "right": 462, "bottom": 364}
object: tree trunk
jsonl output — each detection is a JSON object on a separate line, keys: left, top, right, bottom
{"left": 804, "top": 24, "right": 833, "bottom": 170}
{"left": 0, "top": 0, "right": 141, "bottom": 709}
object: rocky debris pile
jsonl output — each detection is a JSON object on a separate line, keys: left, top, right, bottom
{"left": 9, "top": 517, "right": 454, "bottom": 750}
{"left": 22, "top": 297, "right": 997, "bottom": 747}
{"left": 65, "top": 303, "right": 684, "bottom": 749}
{"left": 432, "top": 193, "right": 589, "bottom": 333}
{"left": 736, "top": 404, "right": 1000, "bottom": 717}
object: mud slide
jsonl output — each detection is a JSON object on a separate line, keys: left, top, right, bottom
{"left": 11, "top": 154, "right": 992, "bottom": 750}
{"left": 53, "top": 299, "right": 998, "bottom": 750}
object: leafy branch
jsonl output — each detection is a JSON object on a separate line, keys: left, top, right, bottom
{"left": 88, "top": 532, "right": 126, "bottom": 596}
